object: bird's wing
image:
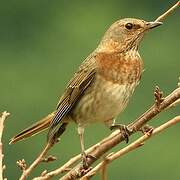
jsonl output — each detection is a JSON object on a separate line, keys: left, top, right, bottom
{"left": 48, "top": 54, "right": 97, "bottom": 140}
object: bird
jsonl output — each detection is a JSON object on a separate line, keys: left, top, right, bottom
{"left": 10, "top": 18, "right": 162, "bottom": 167}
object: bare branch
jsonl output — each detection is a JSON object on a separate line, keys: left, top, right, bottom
{"left": 178, "top": 77, "right": 180, "bottom": 87}
{"left": 33, "top": 143, "right": 102, "bottom": 180}
{"left": 0, "top": 111, "right": 10, "bottom": 180}
{"left": 33, "top": 85, "right": 180, "bottom": 180}
{"left": 17, "top": 159, "right": 27, "bottom": 171}
{"left": 58, "top": 85, "right": 180, "bottom": 180}
{"left": 155, "top": 1, "right": 180, "bottom": 22}
{"left": 42, "top": 155, "right": 57, "bottom": 163}
{"left": 100, "top": 158, "right": 108, "bottom": 180}
{"left": 154, "top": 86, "right": 164, "bottom": 109}
{"left": 166, "top": 98, "right": 180, "bottom": 110}
{"left": 82, "top": 116, "right": 180, "bottom": 179}
{"left": 19, "top": 142, "right": 54, "bottom": 180}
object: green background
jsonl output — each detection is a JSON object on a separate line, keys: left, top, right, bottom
{"left": 0, "top": 0, "right": 179, "bottom": 179}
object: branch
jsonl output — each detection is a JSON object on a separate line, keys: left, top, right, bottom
{"left": 59, "top": 85, "right": 180, "bottom": 180}
{"left": 33, "top": 141, "right": 106, "bottom": 180}
{"left": 37, "top": 85, "right": 178, "bottom": 180}
{"left": 82, "top": 116, "right": 180, "bottom": 179}
{"left": 18, "top": 142, "right": 54, "bottom": 180}
{"left": 166, "top": 98, "right": 180, "bottom": 110}
{"left": 155, "top": 1, "right": 180, "bottom": 22}
{"left": 100, "top": 159, "right": 107, "bottom": 180}
{"left": 0, "top": 111, "right": 10, "bottom": 180}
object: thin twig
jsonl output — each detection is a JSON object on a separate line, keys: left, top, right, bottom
{"left": 33, "top": 128, "right": 120, "bottom": 179}
{"left": 166, "top": 98, "right": 180, "bottom": 110}
{"left": 155, "top": 1, "right": 180, "bottom": 22}
{"left": 154, "top": 86, "right": 164, "bottom": 109}
{"left": 33, "top": 142, "right": 103, "bottom": 180}
{"left": 0, "top": 111, "right": 10, "bottom": 180}
{"left": 100, "top": 159, "right": 107, "bottom": 180}
{"left": 42, "top": 155, "right": 57, "bottom": 163}
{"left": 19, "top": 142, "right": 53, "bottom": 180}
{"left": 82, "top": 116, "right": 180, "bottom": 179}
{"left": 178, "top": 77, "right": 180, "bottom": 87}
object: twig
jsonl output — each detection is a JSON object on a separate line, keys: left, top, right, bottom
{"left": 17, "top": 159, "right": 27, "bottom": 171}
{"left": 0, "top": 111, "right": 10, "bottom": 180}
{"left": 82, "top": 116, "right": 180, "bottom": 179}
{"left": 155, "top": 1, "right": 180, "bottom": 22}
{"left": 130, "top": 86, "right": 180, "bottom": 132}
{"left": 34, "top": 85, "right": 180, "bottom": 180}
{"left": 178, "top": 77, "right": 180, "bottom": 87}
{"left": 100, "top": 158, "right": 108, "bottom": 180}
{"left": 154, "top": 86, "right": 164, "bottom": 109}
{"left": 19, "top": 142, "right": 53, "bottom": 180}
{"left": 42, "top": 155, "right": 57, "bottom": 163}
{"left": 33, "top": 127, "right": 121, "bottom": 179}
{"left": 33, "top": 142, "right": 103, "bottom": 180}
{"left": 162, "top": 79, "right": 180, "bottom": 111}
{"left": 166, "top": 98, "right": 180, "bottom": 110}
{"left": 59, "top": 85, "right": 180, "bottom": 180}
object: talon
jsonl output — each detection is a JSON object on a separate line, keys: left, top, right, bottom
{"left": 81, "top": 153, "right": 97, "bottom": 169}
{"left": 87, "top": 154, "right": 97, "bottom": 160}
{"left": 110, "top": 124, "right": 130, "bottom": 143}
{"left": 79, "top": 166, "right": 92, "bottom": 176}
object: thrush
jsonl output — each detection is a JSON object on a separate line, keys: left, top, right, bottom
{"left": 10, "top": 18, "right": 162, "bottom": 167}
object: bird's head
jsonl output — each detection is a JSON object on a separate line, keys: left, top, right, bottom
{"left": 98, "top": 18, "right": 162, "bottom": 53}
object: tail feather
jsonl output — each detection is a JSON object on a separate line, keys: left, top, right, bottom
{"left": 9, "top": 111, "right": 56, "bottom": 144}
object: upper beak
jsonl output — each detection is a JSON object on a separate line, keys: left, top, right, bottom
{"left": 146, "top": 21, "right": 163, "bottom": 29}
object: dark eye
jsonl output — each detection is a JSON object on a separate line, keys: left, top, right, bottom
{"left": 125, "top": 23, "right": 133, "bottom": 30}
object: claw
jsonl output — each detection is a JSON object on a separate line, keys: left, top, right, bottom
{"left": 79, "top": 166, "right": 92, "bottom": 176}
{"left": 87, "top": 154, "right": 97, "bottom": 160}
{"left": 82, "top": 152, "right": 88, "bottom": 169}
{"left": 110, "top": 124, "right": 130, "bottom": 143}
{"left": 81, "top": 152, "right": 97, "bottom": 169}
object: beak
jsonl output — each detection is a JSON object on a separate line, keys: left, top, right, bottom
{"left": 146, "top": 21, "right": 163, "bottom": 29}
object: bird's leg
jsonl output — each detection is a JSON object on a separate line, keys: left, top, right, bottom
{"left": 77, "top": 126, "right": 88, "bottom": 169}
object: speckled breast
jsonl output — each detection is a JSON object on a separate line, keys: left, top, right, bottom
{"left": 71, "top": 51, "right": 143, "bottom": 126}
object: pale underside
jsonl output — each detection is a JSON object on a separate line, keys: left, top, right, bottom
{"left": 71, "top": 74, "right": 139, "bottom": 128}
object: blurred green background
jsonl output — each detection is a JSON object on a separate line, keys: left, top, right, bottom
{"left": 0, "top": 0, "right": 179, "bottom": 179}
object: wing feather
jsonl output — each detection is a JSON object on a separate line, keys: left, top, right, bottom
{"left": 48, "top": 55, "right": 96, "bottom": 140}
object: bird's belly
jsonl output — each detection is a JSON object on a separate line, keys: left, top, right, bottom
{"left": 71, "top": 75, "right": 138, "bottom": 126}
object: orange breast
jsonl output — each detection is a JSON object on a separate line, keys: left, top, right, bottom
{"left": 95, "top": 51, "right": 143, "bottom": 84}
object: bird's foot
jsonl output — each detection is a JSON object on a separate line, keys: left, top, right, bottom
{"left": 79, "top": 166, "right": 92, "bottom": 176}
{"left": 140, "top": 124, "right": 154, "bottom": 134}
{"left": 81, "top": 151, "right": 88, "bottom": 169}
{"left": 110, "top": 124, "right": 131, "bottom": 143}
{"left": 81, "top": 152, "right": 97, "bottom": 169}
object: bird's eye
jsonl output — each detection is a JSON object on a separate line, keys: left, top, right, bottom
{"left": 125, "top": 23, "right": 133, "bottom": 30}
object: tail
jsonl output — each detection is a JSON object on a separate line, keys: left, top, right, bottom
{"left": 9, "top": 111, "right": 56, "bottom": 144}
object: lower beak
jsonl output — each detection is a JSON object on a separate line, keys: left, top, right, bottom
{"left": 146, "top": 21, "right": 163, "bottom": 29}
